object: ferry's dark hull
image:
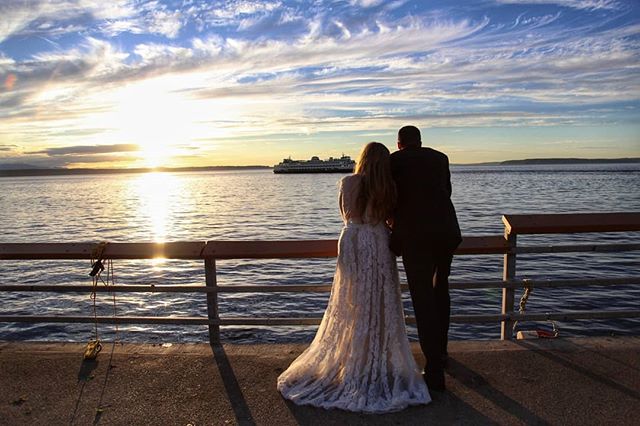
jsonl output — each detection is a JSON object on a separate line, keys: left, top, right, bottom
{"left": 273, "top": 168, "right": 353, "bottom": 174}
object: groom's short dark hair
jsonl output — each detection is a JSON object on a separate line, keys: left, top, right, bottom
{"left": 398, "top": 125, "right": 421, "bottom": 148}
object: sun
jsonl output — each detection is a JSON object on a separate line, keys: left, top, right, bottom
{"left": 110, "top": 80, "right": 196, "bottom": 168}
{"left": 96, "top": 71, "right": 256, "bottom": 168}
{"left": 136, "top": 139, "right": 176, "bottom": 169}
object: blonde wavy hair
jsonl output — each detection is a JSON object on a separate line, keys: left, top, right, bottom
{"left": 354, "top": 142, "right": 396, "bottom": 223}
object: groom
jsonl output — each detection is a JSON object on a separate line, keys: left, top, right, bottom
{"left": 389, "top": 125, "right": 462, "bottom": 391}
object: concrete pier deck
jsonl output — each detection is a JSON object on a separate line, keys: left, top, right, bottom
{"left": 1, "top": 337, "right": 639, "bottom": 425}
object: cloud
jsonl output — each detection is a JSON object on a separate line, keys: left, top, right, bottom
{"left": 350, "top": 0, "right": 385, "bottom": 7}
{"left": 146, "top": 7, "right": 183, "bottom": 38}
{"left": 100, "top": 1, "right": 186, "bottom": 38}
{"left": 494, "top": 0, "right": 622, "bottom": 10}
{"left": 186, "top": 0, "right": 285, "bottom": 30}
{"left": 28, "top": 154, "right": 142, "bottom": 168}
{"left": 1, "top": 1, "right": 639, "bottom": 166}
{"left": 0, "top": 0, "right": 186, "bottom": 43}
{"left": 208, "top": 0, "right": 283, "bottom": 20}
{"left": 0, "top": 0, "right": 137, "bottom": 43}
{"left": 4, "top": 9, "right": 639, "bottom": 138}
{"left": 30, "top": 144, "right": 140, "bottom": 156}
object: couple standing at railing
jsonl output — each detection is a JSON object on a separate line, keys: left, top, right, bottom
{"left": 277, "top": 125, "right": 462, "bottom": 413}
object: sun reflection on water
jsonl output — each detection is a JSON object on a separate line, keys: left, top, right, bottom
{"left": 131, "top": 172, "right": 182, "bottom": 265}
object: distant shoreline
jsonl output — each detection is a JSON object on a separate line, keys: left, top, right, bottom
{"left": 1, "top": 157, "right": 639, "bottom": 177}
{"left": 0, "top": 165, "right": 271, "bottom": 178}
{"left": 454, "top": 157, "right": 640, "bottom": 166}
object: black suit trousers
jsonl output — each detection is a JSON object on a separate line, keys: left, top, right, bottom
{"left": 402, "top": 248, "right": 452, "bottom": 374}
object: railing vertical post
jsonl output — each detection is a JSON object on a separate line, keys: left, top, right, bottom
{"left": 204, "top": 257, "right": 220, "bottom": 345}
{"left": 501, "top": 229, "right": 517, "bottom": 340}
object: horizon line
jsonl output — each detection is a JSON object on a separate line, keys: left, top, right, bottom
{"left": 1, "top": 157, "right": 639, "bottom": 177}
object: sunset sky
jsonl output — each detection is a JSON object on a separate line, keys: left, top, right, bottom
{"left": 1, "top": 0, "right": 639, "bottom": 168}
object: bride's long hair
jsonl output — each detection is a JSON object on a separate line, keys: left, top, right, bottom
{"left": 354, "top": 142, "right": 396, "bottom": 223}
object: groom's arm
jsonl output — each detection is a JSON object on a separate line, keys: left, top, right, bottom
{"left": 444, "top": 155, "right": 452, "bottom": 198}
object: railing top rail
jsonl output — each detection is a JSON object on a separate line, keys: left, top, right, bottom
{"left": 0, "top": 235, "right": 508, "bottom": 260}
{"left": 0, "top": 242, "right": 206, "bottom": 260}
{"left": 203, "top": 240, "right": 337, "bottom": 259}
{"left": 502, "top": 212, "right": 640, "bottom": 235}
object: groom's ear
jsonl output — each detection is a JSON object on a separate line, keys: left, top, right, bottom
{"left": 397, "top": 142, "right": 402, "bottom": 150}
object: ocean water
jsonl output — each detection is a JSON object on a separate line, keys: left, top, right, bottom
{"left": 0, "top": 164, "right": 639, "bottom": 343}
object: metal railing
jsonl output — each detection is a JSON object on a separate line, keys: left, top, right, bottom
{"left": 1, "top": 212, "right": 639, "bottom": 343}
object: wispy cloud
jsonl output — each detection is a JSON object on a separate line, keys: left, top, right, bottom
{"left": 494, "top": 0, "right": 622, "bottom": 11}
{"left": 0, "top": 0, "right": 638, "bottom": 166}
{"left": 0, "top": 0, "right": 136, "bottom": 43}
{"left": 99, "top": 1, "right": 186, "bottom": 38}
{"left": 349, "top": 0, "right": 386, "bottom": 8}
{"left": 29, "top": 143, "right": 140, "bottom": 156}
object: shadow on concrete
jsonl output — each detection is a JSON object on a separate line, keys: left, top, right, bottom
{"left": 283, "top": 395, "right": 497, "bottom": 426}
{"left": 516, "top": 340, "right": 640, "bottom": 401}
{"left": 69, "top": 342, "right": 120, "bottom": 425}
{"left": 77, "top": 359, "right": 99, "bottom": 383}
{"left": 562, "top": 338, "right": 640, "bottom": 374}
{"left": 280, "top": 357, "right": 497, "bottom": 426}
{"left": 70, "top": 358, "right": 99, "bottom": 424}
{"left": 446, "top": 358, "right": 551, "bottom": 425}
{"left": 92, "top": 342, "right": 119, "bottom": 425}
{"left": 211, "top": 343, "right": 256, "bottom": 426}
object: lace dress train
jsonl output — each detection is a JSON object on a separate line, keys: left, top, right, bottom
{"left": 277, "top": 177, "right": 430, "bottom": 412}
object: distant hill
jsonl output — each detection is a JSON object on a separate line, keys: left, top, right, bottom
{"left": 499, "top": 158, "right": 640, "bottom": 165}
{"left": 453, "top": 158, "right": 640, "bottom": 166}
{"left": 0, "top": 163, "right": 47, "bottom": 170}
{"left": 0, "top": 165, "right": 271, "bottom": 177}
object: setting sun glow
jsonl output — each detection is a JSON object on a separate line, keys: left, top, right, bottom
{"left": 1, "top": 1, "right": 638, "bottom": 169}
{"left": 111, "top": 82, "right": 193, "bottom": 168}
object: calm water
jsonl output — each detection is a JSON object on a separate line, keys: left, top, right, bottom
{"left": 1, "top": 164, "right": 639, "bottom": 343}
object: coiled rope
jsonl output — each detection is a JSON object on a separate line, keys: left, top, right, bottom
{"left": 84, "top": 242, "right": 119, "bottom": 360}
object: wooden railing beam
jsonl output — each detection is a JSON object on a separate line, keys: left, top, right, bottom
{"left": 503, "top": 212, "right": 640, "bottom": 235}
{"left": 0, "top": 242, "right": 206, "bottom": 260}
{"left": 0, "top": 236, "right": 511, "bottom": 260}
{"left": 515, "top": 243, "right": 640, "bottom": 254}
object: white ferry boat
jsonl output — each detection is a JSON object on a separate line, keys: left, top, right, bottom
{"left": 273, "top": 155, "right": 355, "bottom": 174}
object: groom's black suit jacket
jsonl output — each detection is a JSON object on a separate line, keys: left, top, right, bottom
{"left": 390, "top": 146, "right": 462, "bottom": 255}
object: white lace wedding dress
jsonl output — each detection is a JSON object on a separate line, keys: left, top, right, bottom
{"left": 277, "top": 174, "right": 430, "bottom": 413}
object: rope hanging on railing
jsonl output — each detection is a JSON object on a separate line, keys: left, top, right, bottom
{"left": 84, "top": 242, "right": 119, "bottom": 360}
{"left": 513, "top": 279, "right": 559, "bottom": 339}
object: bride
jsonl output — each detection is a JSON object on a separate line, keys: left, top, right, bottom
{"left": 277, "top": 142, "right": 430, "bottom": 413}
